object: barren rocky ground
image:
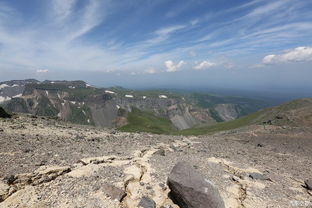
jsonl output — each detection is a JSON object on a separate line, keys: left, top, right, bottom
{"left": 0, "top": 114, "right": 311, "bottom": 207}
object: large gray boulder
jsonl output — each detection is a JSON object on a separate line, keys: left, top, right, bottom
{"left": 167, "top": 162, "right": 225, "bottom": 208}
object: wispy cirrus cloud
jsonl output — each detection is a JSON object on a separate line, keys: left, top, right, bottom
{"left": 52, "top": 0, "right": 76, "bottom": 22}
{"left": 143, "top": 24, "right": 187, "bottom": 45}
{"left": 246, "top": 0, "right": 288, "bottom": 17}
{"left": 189, "top": 0, "right": 312, "bottom": 61}
{"left": 0, "top": 0, "right": 312, "bottom": 81}
{"left": 0, "top": 0, "right": 114, "bottom": 73}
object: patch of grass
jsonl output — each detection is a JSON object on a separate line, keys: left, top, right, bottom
{"left": 66, "top": 88, "right": 103, "bottom": 101}
{"left": 208, "top": 108, "right": 224, "bottom": 122}
{"left": 118, "top": 108, "right": 176, "bottom": 134}
{"left": 26, "top": 83, "right": 104, "bottom": 101}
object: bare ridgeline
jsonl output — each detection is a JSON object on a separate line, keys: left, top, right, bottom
{"left": 0, "top": 83, "right": 312, "bottom": 207}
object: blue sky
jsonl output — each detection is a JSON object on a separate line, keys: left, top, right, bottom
{"left": 0, "top": 0, "right": 312, "bottom": 92}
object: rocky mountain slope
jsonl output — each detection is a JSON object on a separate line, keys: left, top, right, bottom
{"left": 0, "top": 99, "right": 311, "bottom": 208}
{"left": 179, "top": 97, "right": 312, "bottom": 136}
{"left": 0, "top": 80, "right": 266, "bottom": 130}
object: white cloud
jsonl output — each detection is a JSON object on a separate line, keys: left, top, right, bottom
{"left": 262, "top": 47, "right": 312, "bottom": 64}
{"left": 164, "top": 60, "right": 185, "bottom": 72}
{"left": 262, "top": 55, "right": 276, "bottom": 64}
{"left": 36, "top": 69, "right": 49, "bottom": 73}
{"left": 144, "top": 68, "right": 156, "bottom": 74}
{"left": 193, "top": 61, "right": 217, "bottom": 70}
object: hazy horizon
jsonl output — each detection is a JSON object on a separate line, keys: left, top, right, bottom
{"left": 1, "top": 76, "right": 311, "bottom": 105}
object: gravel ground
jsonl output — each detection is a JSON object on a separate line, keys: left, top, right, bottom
{"left": 0, "top": 114, "right": 311, "bottom": 208}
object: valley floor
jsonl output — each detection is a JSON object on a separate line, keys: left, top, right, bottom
{"left": 0, "top": 115, "right": 311, "bottom": 207}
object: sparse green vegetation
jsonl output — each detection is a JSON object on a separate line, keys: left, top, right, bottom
{"left": 35, "top": 96, "right": 58, "bottom": 117}
{"left": 67, "top": 104, "right": 93, "bottom": 125}
{"left": 118, "top": 108, "right": 176, "bottom": 134}
{"left": 118, "top": 98, "right": 312, "bottom": 136}
{"left": 118, "top": 107, "right": 267, "bottom": 135}
{"left": 66, "top": 88, "right": 103, "bottom": 101}
{"left": 26, "top": 82, "right": 104, "bottom": 101}
{"left": 208, "top": 108, "right": 224, "bottom": 122}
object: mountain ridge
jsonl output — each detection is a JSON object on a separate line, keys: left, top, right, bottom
{"left": 0, "top": 79, "right": 268, "bottom": 130}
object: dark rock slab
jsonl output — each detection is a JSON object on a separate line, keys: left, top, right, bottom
{"left": 138, "top": 196, "right": 156, "bottom": 208}
{"left": 3, "top": 175, "right": 16, "bottom": 185}
{"left": 102, "top": 183, "right": 126, "bottom": 202}
{"left": 249, "top": 172, "right": 270, "bottom": 181}
{"left": 0, "top": 107, "right": 11, "bottom": 118}
{"left": 304, "top": 179, "right": 312, "bottom": 190}
{"left": 167, "top": 162, "right": 225, "bottom": 208}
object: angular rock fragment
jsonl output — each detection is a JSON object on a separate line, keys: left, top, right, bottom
{"left": 0, "top": 181, "right": 10, "bottom": 202}
{"left": 0, "top": 107, "right": 11, "bottom": 118}
{"left": 167, "top": 162, "right": 225, "bottom": 208}
{"left": 304, "top": 179, "right": 312, "bottom": 190}
{"left": 138, "top": 196, "right": 156, "bottom": 208}
{"left": 102, "top": 183, "right": 126, "bottom": 202}
{"left": 249, "top": 172, "right": 270, "bottom": 181}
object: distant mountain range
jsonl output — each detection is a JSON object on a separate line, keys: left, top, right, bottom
{"left": 0, "top": 79, "right": 269, "bottom": 130}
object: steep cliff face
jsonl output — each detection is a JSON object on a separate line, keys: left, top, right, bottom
{"left": 87, "top": 94, "right": 118, "bottom": 127}
{"left": 214, "top": 104, "right": 240, "bottom": 121}
{"left": 166, "top": 104, "right": 216, "bottom": 130}
{"left": 0, "top": 80, "right": 266, "bottom": 130}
